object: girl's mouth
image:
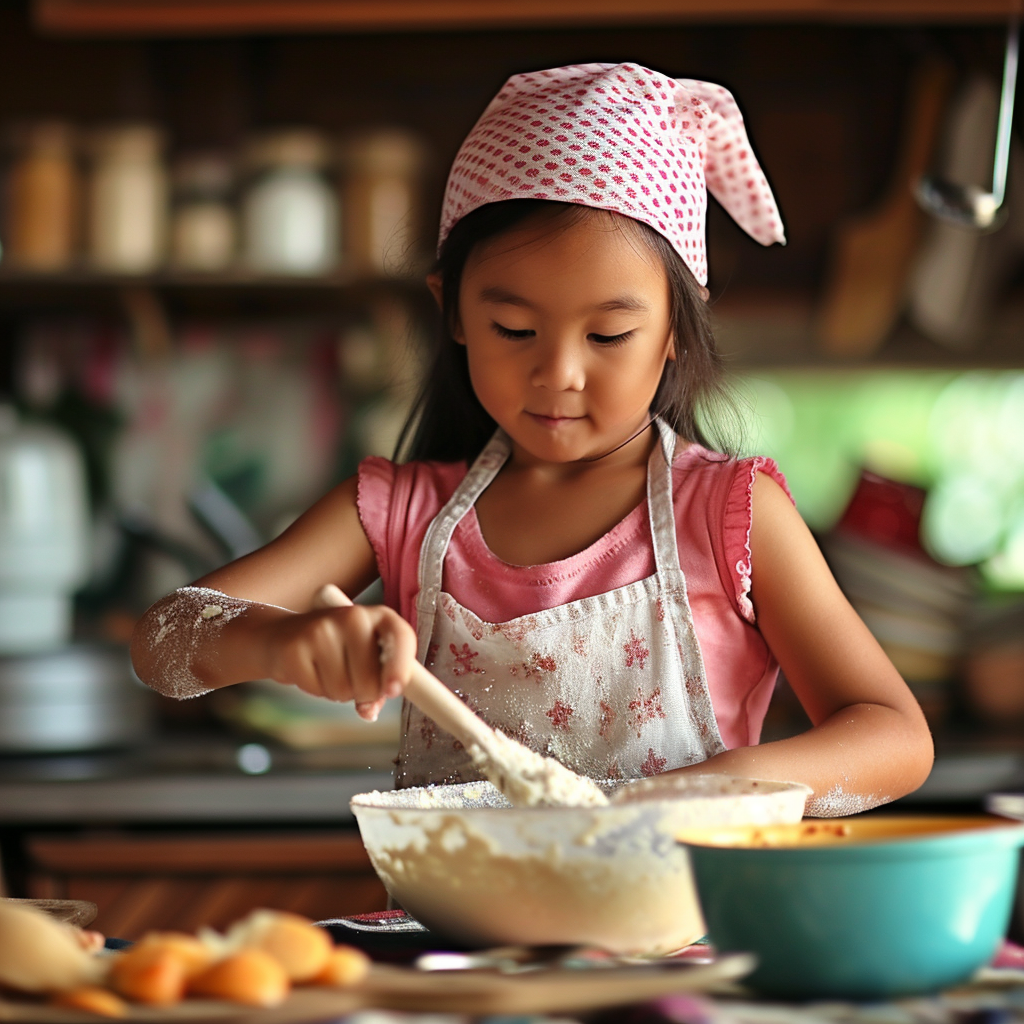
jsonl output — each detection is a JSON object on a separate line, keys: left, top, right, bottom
{"left": 527, "top": 413, "right": 584, "bottom": 429}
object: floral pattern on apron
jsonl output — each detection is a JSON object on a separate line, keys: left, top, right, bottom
{"left": 395, "top": 418, "right": 726, "bottom": 789}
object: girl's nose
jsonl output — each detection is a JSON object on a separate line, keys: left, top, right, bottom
{"left": 530, "top": 338, "right": 585, "bottom": 392}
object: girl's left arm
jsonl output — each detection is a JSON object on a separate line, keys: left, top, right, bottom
{"left": 678, "top": 472, "right": 934, "bottom": 816}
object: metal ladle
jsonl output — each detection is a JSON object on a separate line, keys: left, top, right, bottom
{"left": 916, "top": 13, "right": 1019, "bottom": 230}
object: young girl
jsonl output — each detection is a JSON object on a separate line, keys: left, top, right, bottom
{"left": 131, "top": 63, "right": 933, "bottom": 816}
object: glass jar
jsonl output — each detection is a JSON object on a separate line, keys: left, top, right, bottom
{"left": 241, "top": 129, "right": 338, "bottom": 275}
{"left": 170, "top": 152, "right": 236, "bottom": 272}
{"left": 343, "top": 129, "right": 426, "bottom": 276}
{"left": 4, "top": 121, "right": 79, "bottom": 271}
{"left": 87, "top": 124, "right": 168, "bottom": 274}
{"left": 0, "top": 405, "right": 89, "bottom": 653}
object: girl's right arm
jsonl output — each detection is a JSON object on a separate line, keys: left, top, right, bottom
{"left": 129, "top": 475, "right": 419, "bottom": 720}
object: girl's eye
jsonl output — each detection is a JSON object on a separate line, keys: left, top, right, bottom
{"left": 589, "top": 331, "right": 634, "bottom": 346}
{"left": 492, "top": 322, "right": 534, "bottom": 340}
{"left": 490, "top": 323, "right": 634, "bottom": 345}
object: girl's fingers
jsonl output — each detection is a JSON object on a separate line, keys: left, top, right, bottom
{"left": 271, "top": 604, "right": 416, "bottom": 714}
{"left": 350, "top": 609, "right": 415, "bottom": 718}
{"left": 310, "top": 628, "right": 346, "bottom": 702}
{"left": 342, "top": 607, "right": 386, "bottom": 707}
{"left": 377, "top": 614, "right": 418, "bottom": 698}
{"left": 356, "top": 695, "right": 388, "bottom": 722}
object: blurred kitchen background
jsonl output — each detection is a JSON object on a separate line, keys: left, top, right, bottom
{"left": 1, "top": 0, "right": 1024, "bottom": 939}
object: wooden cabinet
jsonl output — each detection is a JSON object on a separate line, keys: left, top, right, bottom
{"left": 24, "top": 830, "right": 388, "bottom": 939}
{"left": 33, "top": 0, "right": 1012, "bottom": 35}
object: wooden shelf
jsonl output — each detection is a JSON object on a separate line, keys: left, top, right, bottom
{"left": 0, "top": 266, "right": 430, "bottom": 320}
{"left": 0, "top": 266, "right": 422, "bottom": 293}
{"left": 2, "top": 270, "right": 1020, "bottom": 367}
{"left": 711, "top": 288, "right": 1024, "bottom": 369}
{"left": 34, "top": 0, "right": 1011, "bottom": 36}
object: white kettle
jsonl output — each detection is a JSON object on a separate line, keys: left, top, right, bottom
{"left": 0, "top": 405, "right": 90, "bottom": 652}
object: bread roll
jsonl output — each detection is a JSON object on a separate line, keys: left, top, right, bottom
{"left": 0, "top": 901, "right": 100, "bottom": 993}
{"left": 131, "top": 932, "right": 213, "bottom": 978}
{"left": 188, "top": 949, "right": 290, "bottom": 1007}
{"left": 226, "top": 910, "right": 332, "bottom": 982}
{"left": 312, "top": 945, "right": 370, "bottom": 987}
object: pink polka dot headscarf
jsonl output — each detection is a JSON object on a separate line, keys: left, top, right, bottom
{"left": 438, "top": 62, "right": 785, "bottom": 286}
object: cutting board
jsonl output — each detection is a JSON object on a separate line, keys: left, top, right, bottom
{"left": 0, "top": 901, "right": 97, "bottom": 930}
{"left": 815, "top": 56, "right": 953, "bottom": 356}
{"left": 0, "top": 953, "right": 753, "bottom": 1021}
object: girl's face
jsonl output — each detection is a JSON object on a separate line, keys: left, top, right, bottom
{"left": 452, "top": 209, "right": 675, "bottom": 466}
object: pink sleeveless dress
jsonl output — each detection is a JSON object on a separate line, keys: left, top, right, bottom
{"left": 357, "top": 436, "right": 791, "bottom": 766}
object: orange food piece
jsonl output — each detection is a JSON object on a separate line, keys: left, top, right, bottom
{"left": 311, "top": 945, "right": 370, "bottom": 987}
{"left": 230, "top": 910, "right": 332, "bottom": 982}
{"left": 49, "top": 986, "right": 128, "bottom": 1018}
{"left": 132, "top": 931, "right": 213, "bottom": 978}
{"left": 108, "top": 945, "right": 188, "bottom": 1006}
{"left": 188, "top": 949, "right": 290, "bottom": 1007}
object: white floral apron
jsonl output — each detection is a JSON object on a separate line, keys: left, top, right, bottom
{"left": 394, "top": 418, "right": 727, "bottom": 788}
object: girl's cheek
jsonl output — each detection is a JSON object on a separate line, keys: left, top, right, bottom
{"left": 465, "top": 359, "right": 508, "bottom": 416}
{"left": 469, "top": 343, "right": 519, "bottom": 383}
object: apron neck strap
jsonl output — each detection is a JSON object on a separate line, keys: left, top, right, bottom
{"left": 647, "top": 417, "right": 681, "bottom": 576}
{"left": 414, "top": 429, "right": 510, "bottom": 654}
{"left": 414, "top": 418, "right": 682, "bottom": 656}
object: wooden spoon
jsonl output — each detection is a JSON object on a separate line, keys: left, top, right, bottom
{"left": 312, "top": 583, "right": 607, "bottom": 808}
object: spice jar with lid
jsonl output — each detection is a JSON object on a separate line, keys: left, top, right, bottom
{"left": 170, "top": 152, "right": 236, "bottom": 272}
{"left": 3, "top": 121, "right": 79, "bottom": 271}
{"left": 241, "top": 129, "right": 338, "bottom": 275}
{"left": 342, "top": 129, "right": 426, "bottom": 276}
{"left": 87, "top": 124, "right": 168, "bottom": 273}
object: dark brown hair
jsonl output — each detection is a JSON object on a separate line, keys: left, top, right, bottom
{"left": 396, "top": 200, "right": 738, "bottom": 464}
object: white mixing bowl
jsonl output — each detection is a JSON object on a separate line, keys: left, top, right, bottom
{"left": 351, "top": 775, "right": 810, "bottom": 955}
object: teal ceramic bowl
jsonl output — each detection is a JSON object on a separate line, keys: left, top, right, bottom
{"left": 682, "top": 815, "right": 1024, "bottom": 999}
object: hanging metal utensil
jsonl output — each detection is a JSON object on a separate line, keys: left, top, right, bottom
{"left": 917, "top": 12, "right": 1019, "bottom": 230}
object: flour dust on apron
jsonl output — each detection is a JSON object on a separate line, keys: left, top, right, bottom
{"left": 396, "top": 419, "right": 726, "bottom": 788}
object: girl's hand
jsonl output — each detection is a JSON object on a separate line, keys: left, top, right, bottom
{"left": 131, "top": 475, "right": 412, "bottom": 712}
{"left": 262, "top": 604, "right": 418, "bottom": 721}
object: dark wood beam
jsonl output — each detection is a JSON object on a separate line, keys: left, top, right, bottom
{"left": 34, "top": 0, "right": 1010, "bottom": 36}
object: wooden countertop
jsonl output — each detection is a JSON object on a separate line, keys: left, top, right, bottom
{"left": 0, "top": 730, "right": 1020, "bottom": 824}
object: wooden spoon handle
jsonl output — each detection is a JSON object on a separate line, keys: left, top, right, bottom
{"left": 313, "top": 584, "right": 496, "bottom": 751}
